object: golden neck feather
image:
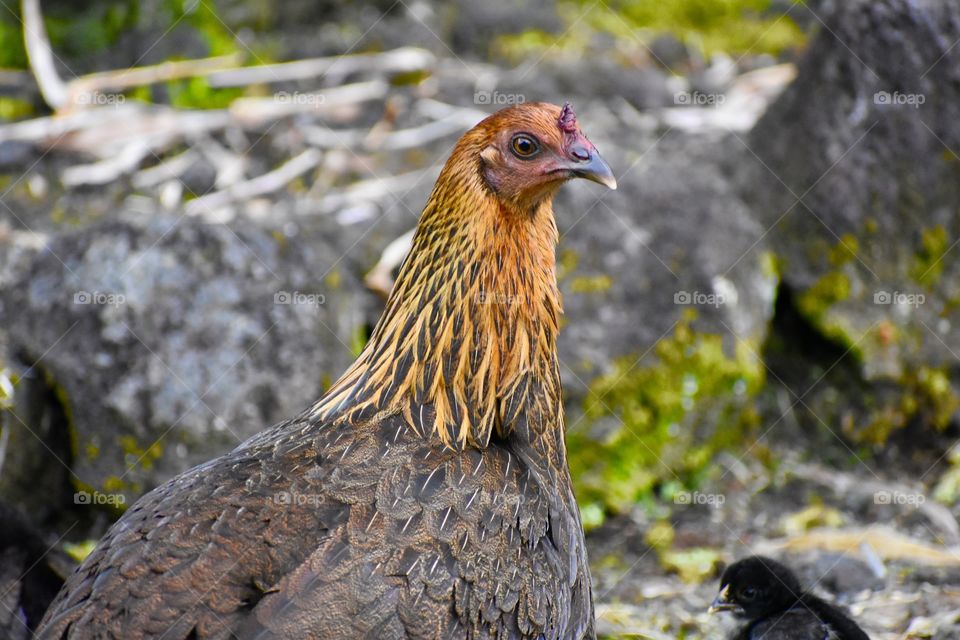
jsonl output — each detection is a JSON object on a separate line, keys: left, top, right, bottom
{"left": 311, "top": 137, "right": 564, "bottom": 452}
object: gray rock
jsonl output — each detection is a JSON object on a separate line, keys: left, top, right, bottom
{"left": 2, "top": 213, "right": 364, "bottom": 503}
{"left": 738, "top": 0, "right": 960, "bottom": 433}
{"left": 555, "top": 115, "right": 777, "bottom": 396}
{"left": 796, "top": 552, "right": 886, "bottom": 595}
{"left": 648, "top": 34, "right": 694, "bottom": 73}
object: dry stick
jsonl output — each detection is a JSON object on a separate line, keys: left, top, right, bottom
{"left": 228, "top": 80, "right": 389, "bottom": 125}
{"left": 21, "top": 0, "right": 67, "bottom": 109}
{"left": 61, "top": 141, "right": 155, "bottom": 187}
{"left": 300, "top": 98, "right": 486, "bottom": 153}
{"left": 206, "top": 47, "right": 435, "bottom": 87}
{"left": 185, "top": 148, "right": 323, "bottom": 218}
{"left": 316, "top": 166, "right": 439, "bottom": 214}
{"left": 0, "top": 79, "right": 381, "bottom": 150}
{"left": 132, "top": 150, "right": 201, "bottom": 189}
{"left": 67, "top": 54, "right": 242, "bottom": 104}
{"left": 365, "top": 228, "right": 415, "bottom": 298}
{"left": 301, "top": 109, "right": 483, "bottom": 152}
{"left": 60, "top": 107, "right": 230, "bottom": 156}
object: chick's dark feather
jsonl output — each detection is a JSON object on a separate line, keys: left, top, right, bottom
{"left": 37, "top": 102, "right": 607, "bottom": 640}
{"left": 715, "top": 556, "right": 869, "bottom": 640}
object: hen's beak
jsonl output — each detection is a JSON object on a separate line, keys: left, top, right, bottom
{"left": 570, "top": 152, "right": 617, "bottom": 190}
{"left": 566, "top": 142, "right": 617, "bottom": 190}
{"left": 708, "top": 585, "right": 742, "bottom": 614}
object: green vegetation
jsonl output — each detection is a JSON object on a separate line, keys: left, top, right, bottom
{"left": 0, "top": 19, "right": 28, "bottom": 69}
{"left": 569, "top": 312, "right": 764, "bottom": 524}
{"left": 910, "top": 224, "right": 948, "bottom": 287}
{"left": 0, "top": 1, "right": 248, "bottom": 113}
{"left": 597, "top": 0, "right": 806, "bottom": 56}
{"left": 498, "top": 0, "right": 806, "bottom": 62}
{"left": 45, "top": 3, "right": 139, "bottom": 59}
{"left": 569, "top": 274, "right": 614, "bottom": 294}
{"left": 159, "top": 0, "right": 248, "bottom": 109}
{"left": 0, "top": 3, "right": 138, "bottom": 69}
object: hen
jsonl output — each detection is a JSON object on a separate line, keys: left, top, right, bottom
{"left": 37, "top": 101, "right": 616, "bottom": 640}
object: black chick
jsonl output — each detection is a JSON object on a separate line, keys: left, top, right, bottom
{"left": 709, "top": 556, "right": 870, "bottom": 640}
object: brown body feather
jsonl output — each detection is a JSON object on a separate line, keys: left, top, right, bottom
{"left": 37, "top": 103, "right": 609, "bottom": 640}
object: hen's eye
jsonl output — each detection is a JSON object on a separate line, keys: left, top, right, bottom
{"left": 510, "top": 134, "right": 540, "bottom": 159}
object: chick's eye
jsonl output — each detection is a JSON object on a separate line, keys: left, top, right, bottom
{"left": 510, "top": 134, "right": 540, "bottom": 159}
{"left": 740, "top": 587, "right": 757, "bottom": 601}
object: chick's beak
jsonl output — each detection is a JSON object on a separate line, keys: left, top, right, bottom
{"left": 566, "top": 142, "right": 617, "bottom": 190}
{"left": 708, "top": 585, "right": 741, "bottom": 614}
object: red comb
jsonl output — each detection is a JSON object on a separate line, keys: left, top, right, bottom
{"left": 558, "top": 102, "right": 578, "bottom": 133}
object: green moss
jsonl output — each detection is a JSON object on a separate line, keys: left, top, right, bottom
{"left": 119, "top": 434, "right": 163, "bottom": 472}
{"left": 350, "top": 325, "right": 369, "bottom": 358}
{"left": 852, "top": 365, "right": 960, "bottom": 445}
{"left": 794, "top": 269, "right": 859, "bottom": 351}
{"left": 933, "top": 445, "right": 960, "bottom": 504}
{"left": 64, "top": 540, "right": 97, "bottom": 563}
{"left": 759, "top": 250, "right": 780, "bottom": 281}
{"left": 569, "top": 274, "right": 613, "bottom": 294}
{"left": 827, "top": 233, "right": 859, "bottom": 267}
{"left": 127, "top": 85, "right": 154, "bottom": 104}
{"left": 0, "top": 97, "right": 35, "bottom": 121}
{"left": 779, "top": 502, "right": 843, "bottom": 535}
{"left": 390, "top": 69, "right": 432, "bottom": 86}
{"left": 270, "top": 229, "right": 288, "bottom": 251}
{"left": 557, "top": 249, "right": 579, "bottom": 282}
{"left": 102, "top": 475, "right": 128, "bottom": 493}
{"left": 167, "top": 76, "right": 243, "bottom": 110}
{"left": 324, "top": 269, "right": 343, "bottom": 291}
{"left": 910, "top": 224, "right": 948, "bottom": 287}
{"left": 568, "top": 312, "right": 764, "bottom": 516}
{"left": 660, "top": 547, "right": 723, "bottom": 583}
{"left": 796, "top": 271, "right": 850, "bottom": 319}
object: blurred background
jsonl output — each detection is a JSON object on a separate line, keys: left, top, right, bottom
{"left": 0, "top": 0, "right": 959, "bottom": 637}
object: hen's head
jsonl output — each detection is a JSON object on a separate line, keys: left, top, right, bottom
{"left": 463, "top": 101, "right": 616, "bottom": 212}
{"left": 709, "top": 556, "right": 802, "bottom": 620}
